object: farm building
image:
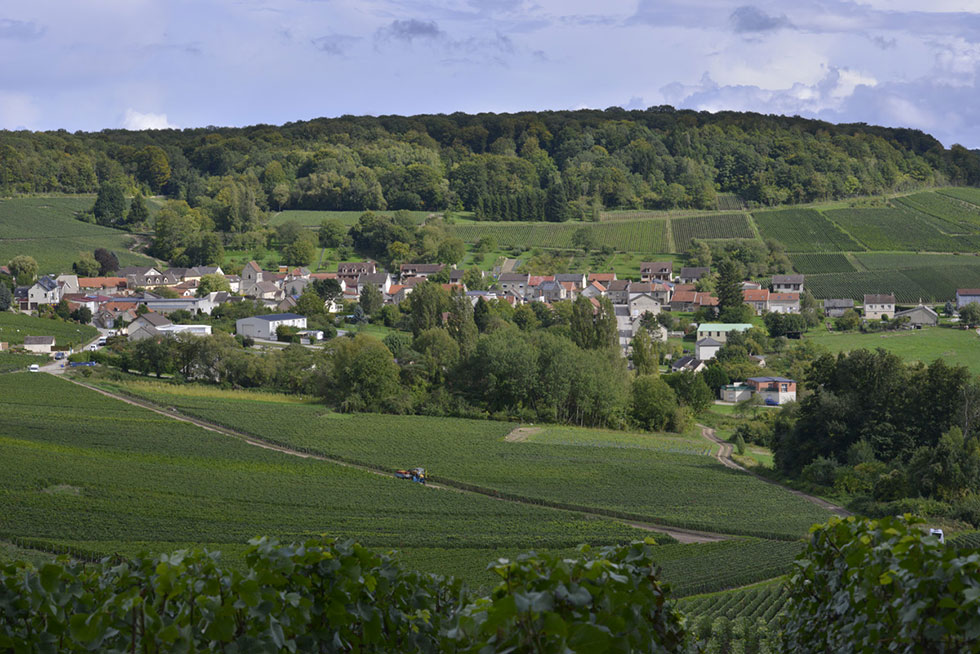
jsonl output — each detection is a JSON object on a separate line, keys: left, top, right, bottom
{"left": 771, "top": 274, "right": 804, "bottom": 293}
{"left": 894, "top": 304, "right": 939, "bottom": 327}
{"left": 155, "top": 324, "right": 213, "bottom": 337}
{"left": 768, "top": 293, "right": 801, "bottom": 314}
{"left": 236, "top": 313, "right": 307, "bottom": 340}
{"left": 695, "top": 337, "right": 722, "bottom": 360}
{"left": 863, "top": 294, "right": 896, "bottom": 320}
{"left": 823, "top": 298, "right": 854, "bottom": 317}
{"left": 956, "top": 289, "right": 980, "bottom": 309}
{"left": 22, "top": 335, "right": 55, "bottom": 353}
{"left": 720, "top": 382, "right": 752, "bottom": 403}
{"left": 746, "top": 377, "right": 797, "bottom": 405}
{"left": 696, "top": 323, "right": 752, "bottom": 342}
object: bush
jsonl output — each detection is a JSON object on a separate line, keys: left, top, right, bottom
{"left": 800, "top": 456, "right": 839, "bottom": 487}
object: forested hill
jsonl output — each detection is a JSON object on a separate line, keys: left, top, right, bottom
{"left": 2, "top": 107, "right": 979, "bottom": 222}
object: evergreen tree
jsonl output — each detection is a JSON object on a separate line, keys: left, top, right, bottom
{"left": 92, "top": 182, "right": 127, "bottom": 225}
{"left": 126, "top": 193, "right": 150, "bottom": 225}
{"left": 474, "top": 297, "right": 491, "bottom": 332}
{"left": 716, "top": 258, "right": 749, "bottom": 323}
{"left": 545, "top": 178, "right": 569, "bottom": 222}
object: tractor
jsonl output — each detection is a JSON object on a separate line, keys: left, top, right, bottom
{"left": 395, "top": 467, "right": 427, "bottom": 484}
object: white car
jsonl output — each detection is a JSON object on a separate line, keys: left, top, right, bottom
{"left": 929, "top": 528, "right": 945, "bottom": 544}
{"left": 89, "top": 344, "right": 98, "bottom": 351}
{"left": 28, "top": 364, "right": 40, "bottom": 373}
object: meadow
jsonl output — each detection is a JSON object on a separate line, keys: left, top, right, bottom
{"left": 752, "top": 209, "right": 862, "bottom": 252}
{"left": 806, "top": 327, "right": 980, "bottom": 375}
{"left": 0, "top": 196, "right": 157, "bottom": 273}
{"left": 98, "top": 381, "right": 834, "bottom": 540}
{"left": 0, "top": 312, "right": 98, "bottom": 347}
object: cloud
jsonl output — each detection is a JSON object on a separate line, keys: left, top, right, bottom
{"left": 122, "top": 109, "right": 176, "bottom": 131}
{"left": 311, "top": 34, "right": 361, "bottom": 56}
{"left": 0, "top": 92, "right": 40, "bottom": 129}
{"left": 729, "top": 5, "right": 792, "bottom": 33}
{"left": 0, "top": 18, "right": 45, "bottom": 40}
{"left": 377, "top": 19, "right": 444, "bottom": 43}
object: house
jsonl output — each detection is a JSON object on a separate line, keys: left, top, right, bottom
{"left": 116, "top": 266, "right": 162, "bottom": 278}
{"left": 22, "top": 335, "right": 55, "bottom": 353}
{"left": 956, "top": 289, "right": 980, "bottom": 309}
{"left": 554, "top": 273, "right": 587, "bottom": 289}
{"left": 720, "top": 382, "right": 753, "bottom": 403}
{"left": 588, "top": 272, "right": 616, "bottom": 285}
{"left": 649, "top": 282, "right": 672, "bottom": 305}
{"left": 55, "top": 274, "right": 79, "bottom": 294}
{"left": 236, "top": 313, "right": 308, "bottom": 340}
{"left": 244, "top": 280, "right": 284, "bottom": 302}
{"left": 746, "top": 377, "right": 797, "bottom": 404}
{"left": 767, "top": 293, "right": 801, "bottom": 314}
{"left": 741, "top": 281, "right": 763, "bottom": 291}
{"left": 78, "top": 277, "right": 128, "bottom": 293}
{"left": 696, "top": 323, "right": 753, "bottom": 342}
{"left": 127, "top": 312, "right": 173, "bottom": 341}
{"left": 628, "top": 293, "right": 661, "bottom": 318}
{"left": 863, "top": 294, "right": 896, "bottom": 320}
{"left": 296, "top": 329, "right": 325, "bottom": 344}
{"left": 772, "top": 274, "right": 804, "bottom": 293}
{"left": 224, "top": 275, "right": 242, "bottom": 293}
{"left": 385, "top": 284, "right": 412, "bottom": 305}
{"left": 535, "top": 279, "right": 566, "bottom": 303}
{"left": 743, "top": 289, "right": 770, "bottom": 315}
{"left": 671, "top": 356, "right": 707, "bottom": 373}
{"left": 678, "top": 267, "right": 709, "bottom": 284}
{"left": 241, "top": 261, "right": 264, "bottom": 286}
{"left": 824, "top": 298, "right": 855, "bottom": 318}
{"left": 497, "top": 273, "right": 530, "bottom": 297}
{"left": 126, "top": 271, "right": 180, "bottom": 288}
{"left": 357, "top": 272, "right": 392, "bottom": 295}
{"left": 695, "top": 337, "right": 722, "bottom": 361}
{"left": 284, "top": 277, "right": 311, "bottom": 297}
{"left": 399, "top": 263, "right": 445, "bottom": 280}
{"left": 669, "top": 290, "right": 697, "bottom": 312}
{"left": 606, "top": 279, "right": 631, "bottom": 304}
{"left": 640, "top": 262, "right": 673, "bottom": 282}
{"left": 581, "top": 281, "right": 607, "bottom": 299}
{"left": 338, "top": 261, "right": 376, "bottom": 276}
{"left": 449, "top": 269, "right": 467, "bottom": 285}
{"left": 25, "top": 276, "right": 62, "bottom": 309}
{"left": 895, "top": 304, "right": 939, "bottom": 327}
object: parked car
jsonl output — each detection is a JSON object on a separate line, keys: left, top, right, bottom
{"left": 28, "top": 364, "right": 40, "bottom": 373}
{"left": 97, "top": 338, "right": 107, "bottom": 346}
{"left": 89, "top": 344, "right": 98, "bottom": 351}
{"left": 54, "top": 351, "right": 65, "bottom": 360}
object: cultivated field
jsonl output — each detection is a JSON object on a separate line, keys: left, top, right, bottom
{"left": 0, "top": 312, "right": 98, "bottom": 347}
{"left": 0, "top": 352, "right": 49, "bottom": 372}
{"left": 102, "top": 381, "right": 834, "bottom": 540}
{"left": 670, "top": 213, "right": 755, "bottom": 245}
{"left": 855, "top": 252, "right": 980, "bottom": 270}
{"left": 824, "top": 207, "right": 972, "bottom": 252}
{"left": 0, "top": 197, "right": 157, "bottom": 273}
{"left": 681, "top": 581, "right": 790, "bottom": 627}
{"left": 752, "top": 209, "right": 862, "bottom": 252}
{"left": 788, "top": 253, "right": 856, "bottom": 274}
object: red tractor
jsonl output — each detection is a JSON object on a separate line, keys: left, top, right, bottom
{"left": 395, "top": 467, "right": 427, "bottom": 484}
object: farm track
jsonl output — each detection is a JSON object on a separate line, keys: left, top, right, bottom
{"left": 698, "top": 425, "right": 851, "bottom": 517}
{"left": 53, "top": 374, "right": 728, "bottom": 544}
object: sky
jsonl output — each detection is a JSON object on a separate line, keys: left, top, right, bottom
{"left": 1, "top": 0, "right": 980, "bottom": 147}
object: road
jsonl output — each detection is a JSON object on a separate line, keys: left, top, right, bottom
{"left": 40, "top": 328, "right": 110, "bottom": 374}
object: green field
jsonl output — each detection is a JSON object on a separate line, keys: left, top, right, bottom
{"left": 270, "top": 209, "right": 432, "bottom": 227}
{"left": 855, "top": 252, "right": 980, "bottom": 270}
{"left": 0, "top": 312, "right": 98, "bottom": 347}
{"left": 807, "top": 327, "right": 980, "bottom": 374}
{"left": 680, "top": 581, "right": 790, "bottom": 626}
{"left": 938, "top": 187, "right": 980, "bottom": 208}
{"left": 100, "top": 381, "right": 834, "bottom": 539}
{"left": 0, "top": 374, "right": 659, "bottom": 588}
{"left": 670, "top": 213, "right": 755, "bottom": 245}
{"left": 824, "top": 207, "right": 972, "bottom": 252}
{"left": 0, "top": 351, "right": 49, "bottom": 372}
{"left": 0, "top": 197, "right": 158, "bottom": 273}
{"left": 789, "top": 253, "right": 856, "bottom": 274}
{"left": 894, "top": 192, "right": 980, "bottom": 231}
{"left": 752, "top": 209, "right": 862, "bottom": 252}
{"left": 446, "top": 219, "right": 670, "bottom": 252}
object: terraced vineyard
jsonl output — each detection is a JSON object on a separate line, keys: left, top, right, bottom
{"left": 0, "top": 374, "right": 654, "bottom": 588}
{"left": 670, "top": 213, "right": 754, "bottom": 245}
{"left": 447, "top": 219, "right": 669, "bottom": 252}
{"left": 0, "top": 196, "right": 157, "bottom": 273}
{"left": 824, "top": 207, "right": 973, "bottom": 252}
{"left": 752, "top": 209, "right": 862, "bottom": 252}
{"left": 789, "top": 253, "right": 855, "bottom": 274}
{"left": 681, "top": 582, "right": 790, "bottom": 626}
{"left": 0, "top": 312, "right": 98, "bottom": 347}
{"left": 103, "top": 381, "right": 834, "bottom": 539}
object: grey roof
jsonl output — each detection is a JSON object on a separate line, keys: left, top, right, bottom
{"left": 641, "top": 261, "right": 673, "bottom": 271}
{"left": 748, "top": 376, "right": 795, "bottom": 383}
{"left": 358, "top": 273, "right": 389, "bottom": 284}
{"left": 36, "top": 276, "right": 59, "bottom": 291}
{"left": 137, "top": 312, "right": 172, "bottom": 327}
{"left": 400, "top": 263, "right": 445, "bottom": 273}
{"left": 671, "top": 356, "right": 701, "bottom": 370}
{"left": 23, "top": 335, "right": 55, "bottom": 345}
{"left": 696, "top": 337, "right": 722, "bottom": 346}
{"left": 498, "top": 273, "right": 529, "bottom": 282}
{"left": 607, "top": 280, "right": 630, "bottom": 291}
{"left": 554, "top": 273, "right": 584, "bottom": 283}
{"left": 864, "top": 294, "right": 896, "bottom": 304}
{"left": 895, "top": 305, "right": 938, "bottom": 318}
{"left": 247, "top": 313, "right": 305, "bottom": 322}
{"left": 824, "top": 298, "right": 854, "bottom": 308}
{"left": 772, "top": 274, "right": 804, "bottom": 284}
{"left": 679, "top": 267, "right": 709, "bottom": 278}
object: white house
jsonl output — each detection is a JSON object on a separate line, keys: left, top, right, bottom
{"left": 22, "top": 335, "right": 55, "bottom": 353}
{"left": 695, "top": 337, "right": 722, "bottom": 360}
{"left": 696, "top": 323, "right": 753, "bottom": 343}
{"left": 863, "top": 294, "right": 896, "bottom": 320}
{"left": 236, "top": 313, "right": 307, "bottom": 340}
{"left": 956, "top": 289, "right": 980, "bottom": 309}
{"left": 771, "top": 274, "right": 804, "bottom": 293}
{"left": 26, "top": 276, "right": 62, "bottom": 309}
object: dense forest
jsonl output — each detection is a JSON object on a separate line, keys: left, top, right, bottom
{"left": 2, "top": 107, "right": 979, "bottom": 223}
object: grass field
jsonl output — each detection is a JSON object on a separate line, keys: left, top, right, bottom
{"left": 670, "top": 213, "right": 755, "bottom": 245}
{"left": 100, "top": 381, "right": 834, "bottom": 540}
{"left": 270, "top": 209, "right": 432, "bottom": 227}
{"left": 446, "top": 219, "right": 670, "bottom": 252}
{"left": 752, "top": 209, "right": 862, "bottom": 252}
{"left": 0, "top": 197, "right": 157, "bottom": 273}
{"left": 0, "top": 374, "right": 659, "bottom": 588}
{"left": 0, "top": 312, "right": 98, "bottom": 347}
{"left": 807, "top": 326, "right": 980, "bottom": 374}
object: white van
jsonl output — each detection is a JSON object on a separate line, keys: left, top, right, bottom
{"left": 28, "top": 364, "right": 40, "bottom": 373}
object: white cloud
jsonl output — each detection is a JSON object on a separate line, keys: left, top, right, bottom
{"left": 0, "top": 92, "right": 40, "bottom": 129}
{"left": 122, "top": 109, "right": 176, "bottom": 130}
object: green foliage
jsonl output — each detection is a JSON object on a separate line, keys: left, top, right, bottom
{"left": 447, "top": 219, "right": 669, "bottom": 253}
{"left": 960, "top": 301, "right": 980, "bottom": 327}
{"left": 0, "top": 351, "right": 48, "bottom": 372}
{"left": 781, "top": 515, "right": 980, "bottom": 652}
{"left": 752, "top": 209, "right": 862, "bottom": 253}
{"left": 71, "top": 254, "right": 99, "bottom": 276}
{"left": 0, "top": 282, "right": 10, "bottom": 311}
{"left": 126, "top": 192, "right": 150, "bottom": 225}
{"left": 281, "top": 232, "right": 317, "bottom": 266}
{"left": 632, "top": 375, "right": 677, "bottom": 431}
{"left": 833, "top": 308, "right": 861, "bottom": 331}
{"left": 196, "top": 272, "right": 231, "bottom": 296}
{"left": 7, "top": 254, "right": 38, "bottom": 281}
{"left": 91, "top": 181, "right": 126, "bottom": 226}
{"left": 359, "top": 282, "right": 384, "bottom": 316}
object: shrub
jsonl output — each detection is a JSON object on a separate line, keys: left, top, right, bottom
{"left": 800, "top": 456, "right": 839, "bottom": 487}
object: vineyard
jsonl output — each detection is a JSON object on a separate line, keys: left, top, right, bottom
{"left": 670, "top": 213, "right": 755, "bottom": 245}
{"left": 446, "top": 219, "right": 670, "bottom": 252}
{"left": 271, "top": 209, "right": 432, "bottom": 226}
{"left": 855, "top": 252, "right": 980, "bottom": 270}
{"left": 805, "top": 270, "right": 928, "bottom": 302}
{"left": 938, "top": 187, "right": 980, "bottom": 208}
{"left": 716, "top": 193, "right": 746, "bottom": 211}
{"left": 823, "top": 207, "right": 972, "bottom": 252}
{"left": 681, "top": 582, "right": 790, "bottom": 625}
{"left": 752, "top": 209, "right": 862, "bottom": 252}
{"left": 0, "top": 196, "right": 157, "bottom": 273}
{"left": 951, "top": 532, "right": 980, "bottom": 549}
{"left": 0, "top": 374, "right": 654, "bottom": 588}
{"left": 788, "top": 253, "right": 855, "bottom": 274}
{"left": 0, "top": 352, "right": 49, "bottom": 373}
{"left": 102, "top": 380, "right": 835, "bottom": 540}
{"left": 894, "top": 192, "right": 980, "bottom": 231}
{"left": 0, "top": 312, "right": 98, "bottom": 346}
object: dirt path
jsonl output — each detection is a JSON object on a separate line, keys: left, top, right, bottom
{"left": 698, "top": 424, "right": 851, "bottom": 517}
{"left": 53, "top": 375, "right": 729, "bottom": 544}
{"left": 503, "top": 426, "right": 542, "bottom": 442}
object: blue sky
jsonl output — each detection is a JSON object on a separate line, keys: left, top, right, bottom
{"left": 2, "top": 0, "right": 979, "bottom": 147}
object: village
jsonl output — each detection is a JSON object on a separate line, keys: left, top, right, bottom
{"left": 7, "top": 257, "right": 977, "bottom": 409}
